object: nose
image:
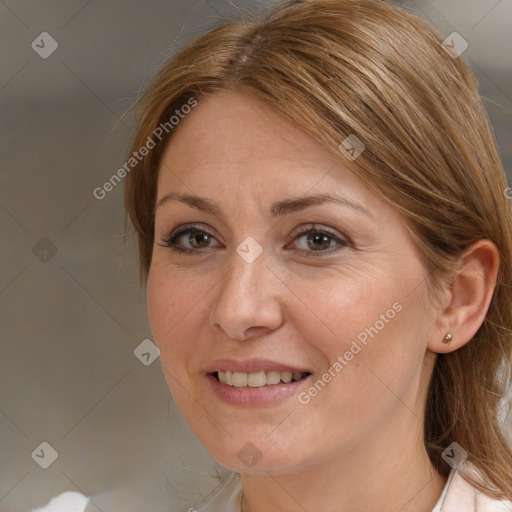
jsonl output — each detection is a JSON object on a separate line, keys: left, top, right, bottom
{"left": 209, "top": 248, "right": 284, "bottom": 341}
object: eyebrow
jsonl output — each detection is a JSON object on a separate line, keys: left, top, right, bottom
{"left": 155, "top": 192, "right": 372, "bottom": 218}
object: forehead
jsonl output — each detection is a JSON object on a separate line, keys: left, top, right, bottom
{"left": 156, "top": 91, "right": 368, "bottom": 201}
{"left": 161, "top": 91, "right": 324, "bottom": 172}
{"left": 152, "top": 91, "right": 414, "bottom": 253}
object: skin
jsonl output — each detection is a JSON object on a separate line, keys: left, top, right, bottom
{"left": 147, "top": 90, "right": 499, "bottom": 512}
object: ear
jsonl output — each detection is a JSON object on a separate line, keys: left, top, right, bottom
{"left": 428, "top": 239, "right": 500, "bottom": 354}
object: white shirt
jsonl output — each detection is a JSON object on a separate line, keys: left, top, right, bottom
{"left": 196, "top": 466, "right": 512, "bottom": 512}
{"left": 29, "top": 492, "right": 90, "bottom": 512}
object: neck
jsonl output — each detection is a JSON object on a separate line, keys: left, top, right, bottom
{"left": 240, "top": 418, "right": 447, "bottom": 512}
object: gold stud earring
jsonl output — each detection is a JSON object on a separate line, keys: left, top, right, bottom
{"left": 442, "top": 333, "right": 452, "bottom": 344}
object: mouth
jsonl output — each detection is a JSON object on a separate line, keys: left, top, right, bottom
{"left": 211, "top": 370, "right": 311, "bottom": 388}
{"left": 204, "top": 358, "right": 313, "bottom": 406}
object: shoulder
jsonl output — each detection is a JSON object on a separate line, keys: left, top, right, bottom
{"left": 440, "top": 464, "right": 512, "bottom": 512}
{"left": 196, "top": 472, "right": 242, "bottom": 512}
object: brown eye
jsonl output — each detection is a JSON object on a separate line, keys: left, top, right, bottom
{"left": 158, "top": 225, "right": 220, "bottom": 254}
{"left": 187, "top": 230, "right": 212, "bottom": 249}
{"left": 306, "top": 232, "right": 333, "bottom": 251}
{"left": 289, "top": 225, "right": 350, "bottom": 258}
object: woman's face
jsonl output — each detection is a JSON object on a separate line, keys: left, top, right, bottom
{"left": 147, "top": 90, "right": 439, "bottom": 474}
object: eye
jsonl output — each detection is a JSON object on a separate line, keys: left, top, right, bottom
{"left": 287, "top": 224, "right": 350, "bottom": 258}
{"left": 158, "top": 224, "right": 221, "bottom": 254}
{"left": 158, "top": 223, "right": 350, "bottom": 258}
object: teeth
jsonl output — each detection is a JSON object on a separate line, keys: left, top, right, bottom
{"left": 281, "top": 371, "right": 292, "bottom": 383}
{"left": 248, "top": 371, "right": 267, "bottom": 387}
{"left": 266, "top": 370, "right": 281, "bottom": 385}
{"left": 231, "top": 372, "right": 248, "bottom": 387}
{"left": 216, "top": 370, "right": 307, "bottom": 388}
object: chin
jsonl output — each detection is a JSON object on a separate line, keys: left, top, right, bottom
{"left": 213, "top": 451, "right": 301, "bottom": 475}
{"left": 193, "top": 428, "right": 309, "bottom": 475}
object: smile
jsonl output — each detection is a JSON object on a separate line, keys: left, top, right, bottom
{"left": 215, "top": 370, "right": 310, "bottom": 388}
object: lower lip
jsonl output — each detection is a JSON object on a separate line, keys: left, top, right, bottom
{"left": 207, "top": 373, "right": 311, "bottom": 407}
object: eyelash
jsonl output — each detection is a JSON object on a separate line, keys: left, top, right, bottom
{"left": 158, "top": 223, "right": 350, "bottom": 258}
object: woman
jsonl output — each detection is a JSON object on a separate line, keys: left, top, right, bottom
{"left": 124, "top": 0, "right": 512, "bottom": 510}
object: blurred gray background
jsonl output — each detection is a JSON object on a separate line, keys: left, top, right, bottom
{"left": 1, "top": 1, "right": 511, "bottom": 511}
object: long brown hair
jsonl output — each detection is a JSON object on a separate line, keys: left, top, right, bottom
{"left": 124, "top": 0, "right": 512, "bottom": 499}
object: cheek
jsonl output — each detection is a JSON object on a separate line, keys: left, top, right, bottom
{"left": 287, "top": 265, "right": 427, "bottom": 402}
{"left": 146, "top": 267, "right": 208, "bottom": 419}
{"left": 146, "top": 266, "right": 202, "bottom": 368}
{"left": 288, "top": 271, "right": 398, "bottom": 356}
{"left": 146, "top": 268, "right": 173, "bottom": 342}
{"left": 147, "top": 262, "right": 204, "bottom": 334}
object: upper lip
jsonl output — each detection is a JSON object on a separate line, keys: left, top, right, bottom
{"left": 205, "top": 358, "right": 311, "bottom": 374}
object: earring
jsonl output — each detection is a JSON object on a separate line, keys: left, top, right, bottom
{"left": 442, "top": 333, "right": 452, "bottom": 344}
